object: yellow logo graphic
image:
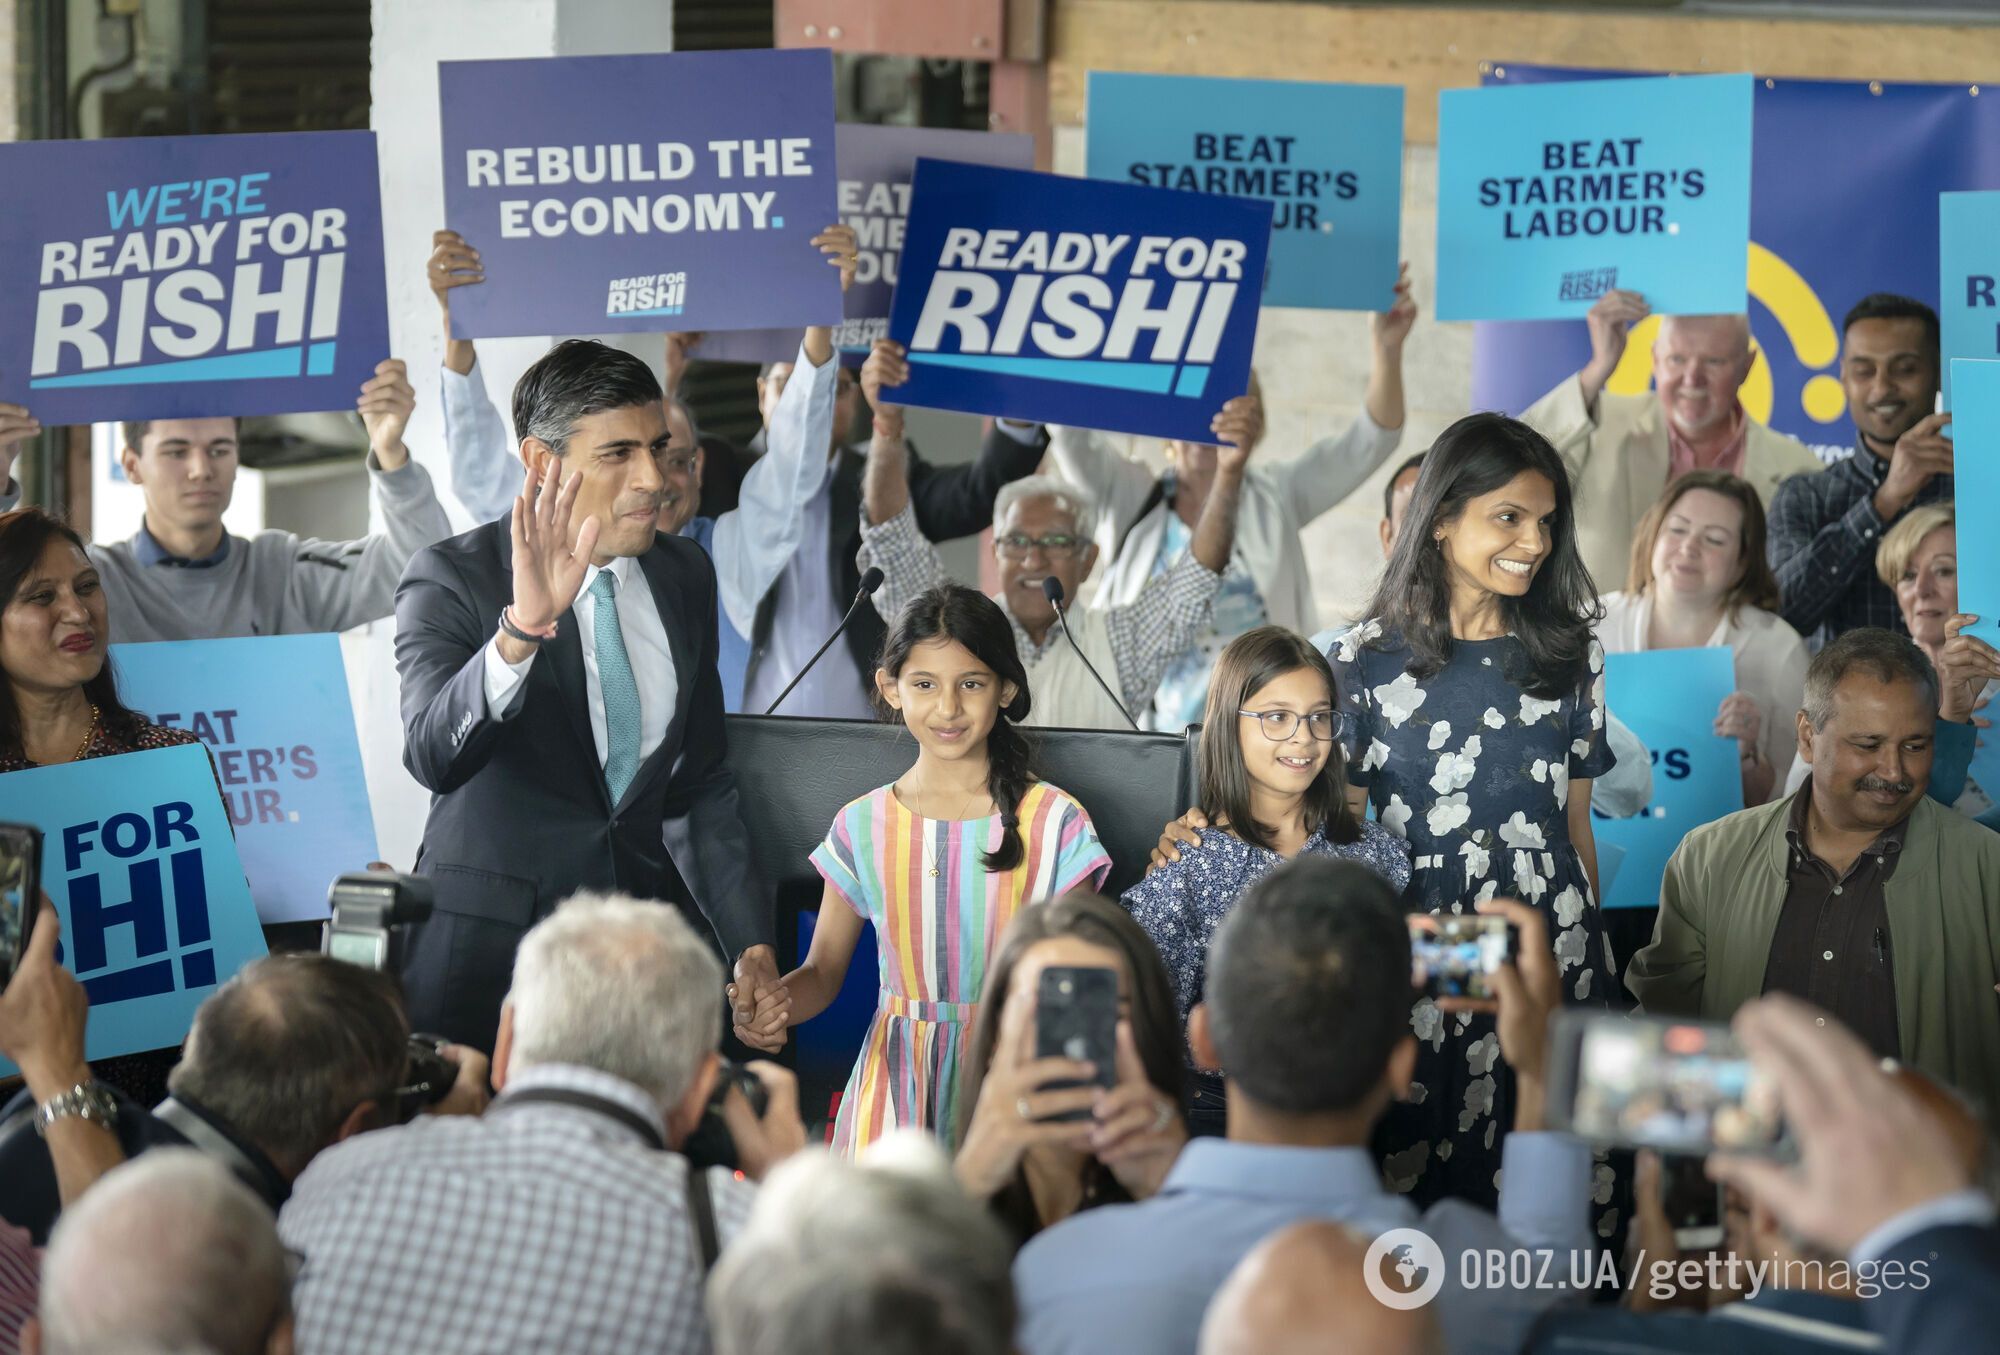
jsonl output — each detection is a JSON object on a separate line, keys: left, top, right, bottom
{"left": 1605, "top": 243, "right": 1848, "bottom": 426}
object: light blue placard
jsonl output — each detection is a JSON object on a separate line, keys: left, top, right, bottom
{"left": 1436, "top": 73, "right": 1753, "bottom": 321}
{"left": 111, "top": 634, "right": 378, "bottom": 923}
{"left": 1086, "top": 72, "right": 1404, "bottom": 312}
{"left": 1942, "top": 195, "right": 2000, "bottom": 411}
{"left": 1592, "top": 648, "right": 1743, "bottom": 910}
{"left": 1951, "top": 359, "right": 2000, "bottom": 649}
{"left": 0, "top": 743, "right": 266, "bottom": 1071}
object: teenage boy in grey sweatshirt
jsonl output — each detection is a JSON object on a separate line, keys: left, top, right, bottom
{"left": 0, "top": 359, "right": 452, "bottom": 642}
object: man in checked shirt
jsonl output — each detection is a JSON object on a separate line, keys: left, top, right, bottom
{"left": 1767, "top": 295, "right": 1953, "bottom": 647}
{"left": 853, "top": 340, "right": 1249, "bottom": 731}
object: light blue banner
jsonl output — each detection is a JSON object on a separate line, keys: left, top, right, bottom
{"left": 1951, "top": 358, "right": 2000, "bottom": 649}
{"left": 1593, "top": 648, "right": 1743, "bottom": 910}
{"left": 1436, "top": 72, "right": 1753, "bottom": 321}
{"left": 0, "top": 743, "right": 266, "bottom": 1071}
{"left": 1086, "top": 72, "right": 1403, "bottom": 312}
{"left": 1941, "top": 194, "right": 2000, "bottom": 410}
{"left": 111, "top": 634, "right": 377, "bottom": 923}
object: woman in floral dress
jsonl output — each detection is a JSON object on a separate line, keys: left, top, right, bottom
{"left": 1327, "top": 413, "right": 1619, "bottom": 1226}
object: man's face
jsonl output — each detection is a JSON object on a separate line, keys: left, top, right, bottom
{"left": 756, "top": 362, "right": 792, "bottom": 429}
{"left": 1800, "top": 673, "right": 1935, "bottom": 834}
{"left": 122, "top": 418, "right": 240, "bottom": 534}
{"left": 655, "top": 402, "right": 703, "bottom": 536}
{"left": 1379, "top": 463, "right": 1423, "bottom": 559}
{"left": 1653, "top": 316, "right": 1753, "bottom": 440}
{"left": 526, "top": 403, "right": 668, "bottom": 563}
{"left": 994, "top": 495, "right": 1096, "bottom": 631}
{"left": 759, "top": 364, "right": 863, "bottom": 452}
{"left": 1841, "top": 317, "right": 1937, "bottom": 451}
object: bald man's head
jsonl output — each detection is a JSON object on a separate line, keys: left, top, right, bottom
{"left": 1653, "top": 313, "right": 1755, "bottom": 442}
{"left": 1198, "top": 1223, "right": 1443, "bottom": 1355}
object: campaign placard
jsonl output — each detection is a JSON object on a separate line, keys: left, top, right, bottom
{"left": 1951, "top": 358, "right": 2000, "bottom": 650}
{"left": 1940, "top": 193, "right": 2000, "bottom": 410}
{"left": 698, "top": 125, "right": 1036, "bottom": 364}
{"left": 0, "top": 131, "right": 389, "bottom": 424}
{"left": 0, "top": 743, "right": 266, "bottom": 1071}
{"left": 438, "top": 49, "right": 842, "bottom": 340}
{"left": 1436, "top": 73, "right": 1753, "bottom": 321}
{"left": 886, "top": 159, "right": 1273, "bottom": 441}
{"left": 1086, "top": 72, "right": 1403, "bottom": 311}
{"left": 1593, "top": 647, "right": 1743, "bottom": 910}
{"left": 112, "top": 634, "right": 377, "bottom": 923}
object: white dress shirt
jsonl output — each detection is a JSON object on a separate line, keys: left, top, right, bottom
{"left": 482, "top": 552, "right": 677, "bottom": 772}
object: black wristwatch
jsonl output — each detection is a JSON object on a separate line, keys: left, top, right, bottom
{"left": 35, "top": 1080, "right": 118, "bottom": 1137}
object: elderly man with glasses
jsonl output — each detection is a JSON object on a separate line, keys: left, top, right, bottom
{"left": 854, "top": 344, "right": 1254, "bottom": 730}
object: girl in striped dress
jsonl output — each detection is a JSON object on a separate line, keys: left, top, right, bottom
{"left": 767, "top": 584, "right": 1111, "bottom": 1155}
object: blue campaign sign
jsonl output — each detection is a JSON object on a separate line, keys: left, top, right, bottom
{"left": 887, "top": 158, "right": 1273, "bottom": 441}
{"left": 111, "top": 634, "right": 378, "bottom": 923}
{"left": 0, "top": 743, "right": 266, "bottom": 1071}
{"left": 697, "top": 124, "right": 1036, "bottom": 364}
{"left": 1593, "top": 648, "right": 1743, "bottom": 910}
{"left": 1941, "top": 194, "right": 2000, "bottom": 410}
{"left": 1436, "top": 73, "right": 1753, "bottom": 321}
{"left": 1086, "top": 72, "right": 1403, "bottom": 312}
{"left": 438, "top": 49, "right": 842, "bottom": 340}
{"left": 1951, "top": 359, "right": 2000, "bottom": 650}
{"left": 0, "top": 131, "right": 389, "bottom": 425}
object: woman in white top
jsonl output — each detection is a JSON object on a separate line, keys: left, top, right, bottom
{"left": 1596, "top": 470, "right": 1807, "bottom": 805}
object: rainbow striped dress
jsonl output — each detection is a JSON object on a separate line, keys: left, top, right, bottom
{"left": 811, "top": 779, "right": 1112, "bottom": 1156}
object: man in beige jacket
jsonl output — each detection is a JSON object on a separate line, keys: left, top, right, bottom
{"left": 1521, "top": 289, "right": 1825, "bottom": 589}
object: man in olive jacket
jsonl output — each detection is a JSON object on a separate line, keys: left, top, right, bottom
{"left": 1628, "top": 628, "right": 2000, "bottom": 1127}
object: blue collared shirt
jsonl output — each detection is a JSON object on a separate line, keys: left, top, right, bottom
{"left": 132, "top": 522, "right": 230, "bottom": 568}
{"left": 1013, "top": 1133, "right": 1593, "bottom": 1355}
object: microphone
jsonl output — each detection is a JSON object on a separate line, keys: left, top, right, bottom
{"left": 1041, "top": 577, "right": 1140, "bottom": 730}
{"left": 764, "top": 567, "right": 886, "bottom": 715}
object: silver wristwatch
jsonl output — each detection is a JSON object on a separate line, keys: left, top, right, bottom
{"left": 34, "top": 1081, "right": 118, "bottom": 1137}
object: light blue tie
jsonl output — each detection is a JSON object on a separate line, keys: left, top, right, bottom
{"left": 589, "top": 570, "right": 642, "bottom": 805}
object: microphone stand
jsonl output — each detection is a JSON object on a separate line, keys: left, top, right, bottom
{"left": 763, "top": 567, "right": 886, "bottom": 716}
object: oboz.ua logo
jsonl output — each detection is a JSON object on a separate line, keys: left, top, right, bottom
{"left": 908, "top": 229, "right": 1247, "bottom": 399}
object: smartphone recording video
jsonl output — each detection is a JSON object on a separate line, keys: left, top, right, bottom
{"left": 0, "top": 822, "right": 43, "bottom": 990}
{"left": 1034, "top": 965, "right": 1119, "bottom": 1122}
{"left": 1551, "top": 1012, "right": 1788, "bottom": 1156}
{"left": 1408, "top": 913, "right": 1511, "bottom": 1001}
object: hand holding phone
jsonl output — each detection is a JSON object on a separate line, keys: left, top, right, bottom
{"left": 1548, "top": 1011, "right": 1789, "bottom": 1156}
{"left": 0, "top": 821, "right": 44, "bottom": 990}
{"left": 0, "top": 893, "right": 89, "bottom": 1095}
{"left": 1035, "top": 966, "right": 1119, "bottom": 1122}
{"left": 1409, "top": 912, "right": 1513, "bottom": 1002}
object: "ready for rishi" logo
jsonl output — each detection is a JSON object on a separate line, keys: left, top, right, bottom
{"left": 606, "top": 271, "right": 686, "bottom": 318}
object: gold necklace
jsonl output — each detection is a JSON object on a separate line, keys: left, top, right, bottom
{"left": 66, "top": 704, "right": 99, "bottom": 763}
{"left": 917, "top": 774, "right": 985, "bottom": 878}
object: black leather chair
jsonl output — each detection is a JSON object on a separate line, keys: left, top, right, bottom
{"left": 723, "top": 714, "right": 1194, "bottom": 1121}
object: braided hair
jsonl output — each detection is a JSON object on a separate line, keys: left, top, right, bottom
{"left": 875, "top": 584, "right": 1038, "bottom": 871}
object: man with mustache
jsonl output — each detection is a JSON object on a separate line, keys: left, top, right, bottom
{"left": 1629, "top": 628, "right": 2000, "bottom": 1128}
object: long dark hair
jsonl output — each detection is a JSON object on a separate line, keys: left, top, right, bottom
{"left": 959, "top": 891, "right": 1187, "bottom": 1247}
{"left": 1363, "top": 413, "right": 1600, "bottom": 698}
{"left": 1198, "top": 626, "right": 1359, "bottom": 850}
{"left": 0, "top": 509, "right": 148, "bottom": 758}
{"left": 876, "top": 584, "right": 1037, "bottom": 872}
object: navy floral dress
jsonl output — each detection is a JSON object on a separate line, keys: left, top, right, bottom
{"left": 1327, "top": 621, "right": 1619, "bottom": 1226}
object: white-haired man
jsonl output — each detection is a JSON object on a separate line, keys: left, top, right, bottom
{"left": 1521, "top": 289, "right": 1823, "bottom": 587}
{"left": 707, "top": 1136, "right": 1016, "bottom": 1355}
{"left": 855, "top": 341, "right": 1248, "bottom": 729}
{"left": 280, "top": 893, "right": 808, "bottom": 1355}
{"left": 27, "top": 1149, "right": 294, "bottom": 1355}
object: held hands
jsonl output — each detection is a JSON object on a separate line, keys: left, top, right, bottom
{"left": 0, "top": 897, "right": 90, "bottom": 1096}
{"left": 1936, "top": 614, "right": 2000, "bottom": 724}
{"left": 1370, "top": 261, "right": 1416, "bottom": 351}
{"left": 508, "top": 459, "right": 601, "bottom": 633}
{"left": 358, "top": 359, "right": 416, "bottom": 469}
{"left": 730, "top": 945, "right": 790, "bottom": 1053}
{"left": 813, "top": 222, "right": 861, "bottom": 294}
{"left": 0, "top": 403, "right": 39, "bottom": 492}
{"left": 1876, "top": 413, "right": 1954, "bottom": 520}
{"left": 953, "top": 990, "right": 1102, "bottom": 1198}
{"left": 1706, "top": 995, "right": 1973, "bottom": 1255}
{"left": 1714, "top": 691, "right": 1764, "bottom": 760}
{"left": 862, "top": 340, "right": 911, "bottom": 422}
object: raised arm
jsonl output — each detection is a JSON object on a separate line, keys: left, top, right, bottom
{"left": 1044, "top": 424, "right": 1160, "bottom": 552}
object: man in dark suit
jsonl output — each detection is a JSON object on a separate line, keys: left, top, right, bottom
{"left": 394, "top": 340, "right": 778, "bottom": 1050}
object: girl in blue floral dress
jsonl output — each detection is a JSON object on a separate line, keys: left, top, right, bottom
{"left": 1327, "top": 413, "right": 1619, "bottom": 1226}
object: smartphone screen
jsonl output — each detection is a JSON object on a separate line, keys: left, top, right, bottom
{"left": 1408, "top": 913, "right": 1511, "bottom": 1001}
{"left": 1553, "top": 1012, "right": 1787, "bottom": 1156}
{"left": 0, "top": 822, "right": 43, "bottom": 990}
{"left": 1034, "top": 965, "right": 1119, "bottom": 1122}
{"left": 1661, "top": 1154, "right": 1725, "bottom": 1250}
